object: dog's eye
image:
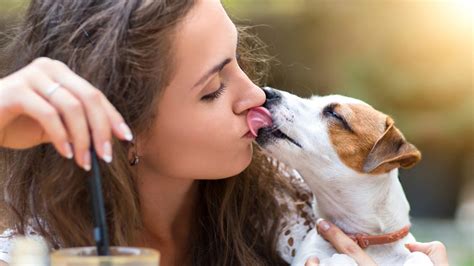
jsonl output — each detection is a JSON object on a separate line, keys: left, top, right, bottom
{"left": 323, "top": 104, "right": 354, "bottom": 132}
{"left": 327, "top": 109, "right": 344, "bottom": 121}
{"left": 323, "top": 104, "right": 343, "bottom": 121}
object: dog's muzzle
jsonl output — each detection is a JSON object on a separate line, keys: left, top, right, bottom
{"left": 257, "top": 87, "right": 302, "bottom": 149}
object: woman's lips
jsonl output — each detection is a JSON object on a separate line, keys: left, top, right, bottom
{"left": 246, "top": 107, "right": 273, "bottom": 137}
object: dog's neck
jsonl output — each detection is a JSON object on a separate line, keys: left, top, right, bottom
{"left": 299, "top": 168, "right": 411, "bottom": 236}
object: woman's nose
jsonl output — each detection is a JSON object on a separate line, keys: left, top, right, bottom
{"left": 233, "top": 74, "right": 266, "bottom": 115}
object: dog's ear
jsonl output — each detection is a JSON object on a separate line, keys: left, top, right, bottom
{"left": 363, "top": 117, "right": 421, "bottom": 174}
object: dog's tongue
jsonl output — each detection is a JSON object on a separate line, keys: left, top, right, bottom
{"left": 247, "top": 107, "right": 273, "bottom": 137}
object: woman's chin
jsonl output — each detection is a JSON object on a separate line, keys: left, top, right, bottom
{"left": 221, "top": 143, "right": 254, "bottom": 178}
{"left": 234, "top": 143, "right": 254, "bottom": 173}
{"left": 199, "top": 144, "right": 254, "bottom": 180}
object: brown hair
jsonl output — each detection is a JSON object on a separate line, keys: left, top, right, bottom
{"left": 0, "top": 1, "right": 298, "bottom": 265}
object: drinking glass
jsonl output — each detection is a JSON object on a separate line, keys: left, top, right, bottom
{"left": 50, "top": 246, "right": 160, "bottom": 266}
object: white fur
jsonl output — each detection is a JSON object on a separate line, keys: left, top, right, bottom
{"left": 259, "top": 88, "right": 433, "bottom": 266}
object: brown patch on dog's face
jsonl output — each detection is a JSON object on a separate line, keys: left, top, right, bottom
{"left": 325, "top": 103, "right": 421, "bottom": 174}
{"left": 326, "top": 103, "right": 386, "bottom": 173}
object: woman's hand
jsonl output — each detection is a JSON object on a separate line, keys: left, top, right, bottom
{"left": 304, "top": 219, "right": 377, "bottom": 266}
{"left": 405, "top": 241, "right": 449, "bottom": 265}
{"left": 0, "top": 57, "right": 133, "bottom": 170}
{"left": 305, "top": 219, "right": 449, "bottom": 266}
{"left": 304, "top": 219, "right": 449, "bottom": 266}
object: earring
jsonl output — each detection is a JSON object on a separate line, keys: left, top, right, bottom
{"left": 130, "top": 153, "right": 140, "bottom": 166}
{"left": 129, "top": 141, "right": 140, "bottom": 166}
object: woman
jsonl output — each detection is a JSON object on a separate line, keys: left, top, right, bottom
{"left": 0, "top": 0, "right": 448, "bottom": 265}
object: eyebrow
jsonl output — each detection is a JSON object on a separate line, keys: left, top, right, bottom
{"left": 192, "top": 58, "right": 232, "bottom": 88}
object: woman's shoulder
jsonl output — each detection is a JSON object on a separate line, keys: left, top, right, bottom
{"left": 274, "top": 167, "right": 317, "bottom": 264}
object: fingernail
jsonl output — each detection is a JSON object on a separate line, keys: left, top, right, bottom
{"left": 102, "top": 141, "right": 112, "bottom": 163}
{"left": 83, "top": 151, "right": 91, "bottom": 171}
{"left": 316, "top": 218, "right": 331, "bottom": 232}
{"left": 119, "top": 123, "right": 133, "bottom": 141}
{"left": 63, "top": 142, "right": 73, "bottom": 159}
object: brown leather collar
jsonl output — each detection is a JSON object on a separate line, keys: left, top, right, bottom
{"left": 347, "top": 225, "right": 411, "bottom": 249}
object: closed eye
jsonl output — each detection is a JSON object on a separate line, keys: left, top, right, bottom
{"left": 323, "top": 103, "right": 354, "bottom": 133}
{"left": 323, "top": 104, "right": 343, "bottom": 121}
{"left": 201, "top": 82, "right": 227, "bottom": 101}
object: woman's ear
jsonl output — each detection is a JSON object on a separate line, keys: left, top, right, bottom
{"left": 363, "top": 117, "right": 421, "bottom": 174}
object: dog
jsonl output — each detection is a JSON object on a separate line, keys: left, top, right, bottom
{"left": 249, "top": 87, "right": 433, "bottom": 266}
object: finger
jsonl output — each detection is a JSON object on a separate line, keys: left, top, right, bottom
{"left": 25, "top": 71, "right": 92, "bottom": 170}
{"left": 100, "top": 95, "right": 133, "bottom": 141}
{"left": 41, "top": 60, "right": 133, "bottom": 141}
{"left": 0, "top": 79, "right": 19, "bottom": 130}
{"left": 45, "top": 87, "right": 93, "bottom": 169}
{"left": 75, "top": 89, "right": 112, "bottom": 165}
{"left": 31, "top": 58, "right": 116, "bottom": 164}
{"left": 405, "top": 242, "right": 431, "bottom": 253}
{"left": 305, "top": 256, "right": 320, "bottom": 266}
{"left": 316, "top": 218, "right": 376, "bottom": 266}
{"left": 19, "top": 90, "right": 73, "bottom": 159}
{"left": 405, "top": 241, "right": 449, "bottom": 265}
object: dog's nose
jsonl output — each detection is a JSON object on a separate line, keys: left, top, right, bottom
{"left": 262, "top": 87, "right": 281, "bottom": 108}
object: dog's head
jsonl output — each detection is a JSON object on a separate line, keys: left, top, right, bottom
{"left": 256, "top": 87, "right": 421, "bottom": 177}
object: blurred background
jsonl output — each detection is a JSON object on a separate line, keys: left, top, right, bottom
{"left": 1, "top": 0, "right": 473, "bottom": 264}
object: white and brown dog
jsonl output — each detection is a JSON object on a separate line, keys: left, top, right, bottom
{"left": 249, "top": 87, "right": 433, "bottom": 266}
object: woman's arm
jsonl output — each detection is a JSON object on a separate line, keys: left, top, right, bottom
{"left": 0, "top": 260, "right": 7, "bottom": 266}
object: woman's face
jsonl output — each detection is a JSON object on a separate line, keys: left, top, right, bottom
{"left": 137, "top": 0, "right": 265, "bottom": 180}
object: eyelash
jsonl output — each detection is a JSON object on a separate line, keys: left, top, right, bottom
{"left": 201, "top": 82, "right": 227, "bottom": 102}
{"left": 200, "top": 52, "right": 240, "bottom": 102}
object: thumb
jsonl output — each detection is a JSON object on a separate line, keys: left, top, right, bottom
{"left": 405, "top": 241, "right": 449, "bottom": 266}
{"left": 304, "top": 256, "right": 320, "bottom": 266}
{"left": 405, "top": 242, "right": 432, "bottom": 253}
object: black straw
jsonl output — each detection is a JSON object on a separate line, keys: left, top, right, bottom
{"left": 88, "top": 146, "right": 110, "bottom": 256}
{"left": 80, "top": 30, "right": 110, "bottom": 255}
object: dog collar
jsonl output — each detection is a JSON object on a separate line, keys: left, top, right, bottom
{"left": 347, "top": 225, "right": 411, "bottom": 249}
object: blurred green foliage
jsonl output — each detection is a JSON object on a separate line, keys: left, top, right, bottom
{"left": 0, "top": 0, "right": 26, "bottom": 16}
